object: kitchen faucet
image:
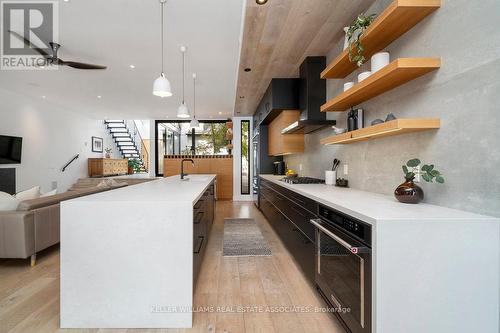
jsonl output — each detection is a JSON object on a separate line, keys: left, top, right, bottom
{"left": 181, "top": 158, "right": 194, "bottom": 180}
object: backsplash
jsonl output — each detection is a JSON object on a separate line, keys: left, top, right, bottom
{"left": 285, "top": 0, "right": 500, "bottom": 217}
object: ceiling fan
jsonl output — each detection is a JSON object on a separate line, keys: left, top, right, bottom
{"left": 9, "top": 30, "right": 107, "bottom": 70}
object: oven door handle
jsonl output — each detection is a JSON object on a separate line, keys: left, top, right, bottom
{"left": 310, "top": 219, "right": 369, "bottom": 254}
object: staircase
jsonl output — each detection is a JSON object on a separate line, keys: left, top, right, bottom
{"left": 104, "top": 120, "right": 147, "bottom": 172}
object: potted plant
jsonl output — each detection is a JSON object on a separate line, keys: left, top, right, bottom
{"left": 128, "top": 159, "right": 141, "bottom": 174}
{"left": 395, "top": 158, "right": 445, "bottom": 204}
{"left": 346, "top": 13, "right": 377, "bottom": 67}
{"left": 104, "top": 148, "right": 112, "bottom": 158}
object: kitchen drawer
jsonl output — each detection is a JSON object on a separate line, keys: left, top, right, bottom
{"left": 193, "top": 234, "right": 206, "bottom": 285}
{"left": 260, "top": 192, "right": 315, "bottom": 284}
{"left": 286, "top": 201, "right": 316, "bottom": 242}
{"left": 261, "top": 179, "right": 317, "bottom": 214}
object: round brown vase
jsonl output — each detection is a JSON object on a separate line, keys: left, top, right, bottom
{"left": 394, "top": 178, "right": 424, "bottom": 204}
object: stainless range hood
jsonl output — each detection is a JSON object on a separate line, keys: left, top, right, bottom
{"left": 282, "top": 56, "right": 336, "bottom": 134}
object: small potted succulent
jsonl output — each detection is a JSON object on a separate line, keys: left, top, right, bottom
{"left": 104, "top": 148, "right": 112, "bottom": 159}
{"left": 395, "top": 158, "right": 445, "bottom": 204}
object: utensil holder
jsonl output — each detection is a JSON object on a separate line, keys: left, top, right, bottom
{"left": 325, "top": 170, "right": 336, "bottom": 185}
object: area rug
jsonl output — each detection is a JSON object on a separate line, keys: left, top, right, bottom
{"left": 223, "top": 218, "right": 272, "bottom": 257}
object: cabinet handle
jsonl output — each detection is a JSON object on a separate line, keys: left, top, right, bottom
{"left": 292, "top": 227, "right": 312, "bottom": 244}
{"left": 290, "top": 205, "right": 305, "bottom": 217}
{"left": 194, "top": 236, "right": 204, "bottom": 254}
{"left": 194, "top": 212, "right": 204, "bottom": 224}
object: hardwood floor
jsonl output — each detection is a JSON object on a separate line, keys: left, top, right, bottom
{"left": 0, "top": 201, "right": 344, "bottom": 333}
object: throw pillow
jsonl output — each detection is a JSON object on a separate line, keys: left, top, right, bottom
{"left": 96, "top": 181, "right": 108, "bottom": 188}
{"left": 15, "top": 186, "right": 41, "bottom": 201}
{"left": 41, "top": 189, "right": 57, "bottom": 197}
{"left": 0, "top": 191, "right": 19, "bottom": 211}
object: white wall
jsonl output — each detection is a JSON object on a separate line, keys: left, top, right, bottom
{"left": 0, "top": 87, "right": 121, "bottom": 193}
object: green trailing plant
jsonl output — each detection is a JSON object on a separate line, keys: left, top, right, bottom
{"left": 402, "top": 159, "right": 445, "bottom": 184}
{"left": 128, "top": 158, "right": 142, "bottom": 173}
{"left": 347, "top": 13, "right": 377, "bottom": 67}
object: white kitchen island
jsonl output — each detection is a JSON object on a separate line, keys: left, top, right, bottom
{"left": 60, "top": 174, "right": 216, "bottom": 329}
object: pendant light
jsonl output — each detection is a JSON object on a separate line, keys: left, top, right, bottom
{"left": 189, "top": 73, "right": 201, "bottom": 130}
{"left": 152, "top": 0, "right": 172, "bottom": 98}
{"left": 177, "top": 46, "right": 190, "bottom": 118}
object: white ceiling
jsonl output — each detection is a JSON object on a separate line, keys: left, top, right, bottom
{"left": 0, "top": 0, "right": 245, "bottom": 120}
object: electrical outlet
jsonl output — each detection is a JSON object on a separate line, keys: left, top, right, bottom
{"left": 414, "top": 165, "right": 421, "bottom": 183}
{"left": 344, "top": 164, "right": 348, "bottom": 175}
{"left": 299, "top": 164, "right": 303, "bottom": 171}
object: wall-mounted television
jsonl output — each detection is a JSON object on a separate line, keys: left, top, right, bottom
{"left": 0, "top": 135, "right": 23, "bottom": 164}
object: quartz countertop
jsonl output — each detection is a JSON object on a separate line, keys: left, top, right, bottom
{"left": 68, "top": 174, "right": 216, "bottom": 205}
{"left": 260, "top": 174, "right": 497, "bottom": 224}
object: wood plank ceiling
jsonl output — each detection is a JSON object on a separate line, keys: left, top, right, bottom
{"left": 234, "top": 0, "right": 375, "bottom": 116}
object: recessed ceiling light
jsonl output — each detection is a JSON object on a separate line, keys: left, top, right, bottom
{"left": 97, "top": 95, "right": 102, "bottom": 99}
{"left": 256, "top": 0, "right": 268, "bottom": 4}
{"left": 218, "top": 111, "right": 222, "bottom": 115}
{"left": 244, "top": 68, "right": 251, "bottom": 72}
{"left": 41, "top": 95, "right": 46, "bottom": 99}
{"left": 129, "top": 64, "right": 135, "bottom": 69}
{"left": 63, "top": 0, "right": 70, "bottom": 2}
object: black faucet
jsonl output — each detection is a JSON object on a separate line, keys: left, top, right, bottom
{"left": 181, "top": 158, "right": 194, "bottom": 180}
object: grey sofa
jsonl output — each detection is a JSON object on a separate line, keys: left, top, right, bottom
{"left": 0, "top": 183, "right": 127, "bottom": 266}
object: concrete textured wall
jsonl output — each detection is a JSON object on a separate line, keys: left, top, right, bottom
{"left": 285, "top": 0, "right": 500, "bottom": 217}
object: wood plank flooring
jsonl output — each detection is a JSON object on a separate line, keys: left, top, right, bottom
{"left": 0, "top": 201, "right": 344, "bottom": 333}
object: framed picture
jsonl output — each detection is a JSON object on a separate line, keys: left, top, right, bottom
{"left": 92, "top": 136, "right": 103, "bottom": 153}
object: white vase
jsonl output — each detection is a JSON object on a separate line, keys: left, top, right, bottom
{"left": 358, "top": 71, "right": 371, "bottom": 83}
{"left": 371, "top": 51, "right": 390, "bottom": 73}
{"left": 343, "top": 82, "right": 354, "bottom": 91}
{"left": 343, "top": 27, "right": 350, "bottom": 50}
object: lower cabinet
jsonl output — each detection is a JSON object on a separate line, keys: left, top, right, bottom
{"left": 193, "top": 182, "right": 215, "bottom": 287}
{"left": 259, "top": 180, "right": 316, "bottom": 283}
{"left": 88, "top": 158, "right": 128, "bottom": 177}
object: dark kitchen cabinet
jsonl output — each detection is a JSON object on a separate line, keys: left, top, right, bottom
{"left": 253, "top": 79, "right": 300, "bottom": 129}
{"left": 259, "top": 178, "right": 316, "bottom": 283}
{"left": 193, "top": 182, "right": 215, "bottom": 287}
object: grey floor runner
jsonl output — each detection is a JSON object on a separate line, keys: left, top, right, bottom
{"left": 223, "top": 218, "right": 272, "bottom": 257}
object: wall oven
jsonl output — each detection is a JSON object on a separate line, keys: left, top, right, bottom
{"left": 311, "top": 205, "right": 372, "bottom": 333}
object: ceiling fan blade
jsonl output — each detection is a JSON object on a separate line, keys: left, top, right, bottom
{"left": 8, "top": 30, "right": 50, "bottom": 58}
{"left": 60, "top": 60, "right": 107, "bottom": 70}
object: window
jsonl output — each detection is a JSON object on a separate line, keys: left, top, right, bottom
{"left": 241, "top": 120, "right": 250, "bottom": 195}
{"left": 155, "top": 120, "right": 229, "bottom": 176}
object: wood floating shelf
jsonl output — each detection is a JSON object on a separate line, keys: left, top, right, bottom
{"left": 320, "top": 118, "right": 440, "bottom": 145}
{"left": 321, "top": 58, "right": 440, "bottom": 112}
{"left": 321, "top": 0, "right": 441, "bottom": 79}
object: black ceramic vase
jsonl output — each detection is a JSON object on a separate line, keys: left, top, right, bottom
{"left": 394, "top": 178, "right": 424, "bottom": 204}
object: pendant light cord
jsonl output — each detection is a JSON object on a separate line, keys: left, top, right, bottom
{"left": 182, "top": 51, "right": 185, "bottom": 103}
{"left": 160, "top": 1, "right": 164, "bottom": 74}
{"left": 193, "top": 75, "right": 196, "bottom": 119}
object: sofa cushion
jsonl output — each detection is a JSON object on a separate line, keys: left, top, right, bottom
{"left": 0, "top": 191, "right": 19, "bottom": 211}
{"left": 17, "top": 191, "right": 83, "bottom": 211}
{"left": 41, "top": 189, "right": 57, "bottom": 197}
{"left": 15, "top": 186, "right": 40, "bottom": 201}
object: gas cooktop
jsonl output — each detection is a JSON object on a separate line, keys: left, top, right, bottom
{"left": 280, "top": 176, "right": 325, "bottom": 184}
